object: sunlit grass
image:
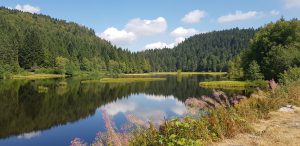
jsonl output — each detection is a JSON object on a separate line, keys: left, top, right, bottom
{"left": 122, "top": 72, "right": 227, "bottom": 76}
{"left": 13, "top": 73, "right": 66, "bottom": 80}
{"left": 199, "top": 80, "right": 268, "bottom": 89}
{"left": 81, "top": 77, "right": 166, "bottom": 83}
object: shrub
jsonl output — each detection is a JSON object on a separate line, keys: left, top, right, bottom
{"left": 279, "top": 67, "right": 300, "bottom": 85}
{"left": 130, "top": 108, "right": 252, "bottom": 145}
{"left": 34, "top": 68, "right": 56, "bottom": 74}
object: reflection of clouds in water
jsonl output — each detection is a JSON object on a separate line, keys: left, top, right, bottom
{"left": 17, "top": 131, "right": 41, "bottom": 139}
{"left": 146, "top": 94, "right": 187, "bottom": 116}
{"left": 102, "top": 100, "right": 136, "bottom": 116}
{"left": 132, "top": 109, "right": 165, "bottom": 124}
{"left": 102, "top": 94, "right": 187, "bottom": 124}
{"left": 171, "top": 101, "right": 187, "bottom": 115}
{"left": 144, "top": 94, "right": 175, "bottom": 101}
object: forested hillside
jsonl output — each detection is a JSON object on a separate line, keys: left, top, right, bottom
{"left": 0, "top": 7, "right": 258, "bottom": 78}
{"left": 0, "top": 7, "right": 150, "bottom": 77}
{"left": 140, "top": 28, "right": 256, "bottom": 72}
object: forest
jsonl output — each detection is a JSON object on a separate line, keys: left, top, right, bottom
{"left": 1, "top": 7, "right": 299, "bottom": 82}
{"left": 0, "top": 7, "right": 256, "bottom": 78}
{"left": 140, "top": 28, "right": 256, "bottom": 72}
{"left": 227, "top": 18, "right": 300, "bottom": 81}
{"left": 0, "top": 7, "right": 151, "bottom": 78}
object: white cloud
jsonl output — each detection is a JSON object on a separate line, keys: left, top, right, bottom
{"left": 143, "top": 27, "right": 200, "bottom": 50}
{"left": 102, "top": 100, "right": 136, "bottom": 116}
{"left": 15, "top": 4, "right": 40, "bottom": 14}
{"left": 181, "top": 10, "right": 206, "bottom": 24}
{"left": 144, "top": 42, "right": 175, "bottom": 50}
{"left": 170, "top": 27, "right": 198, "bottom": 38}
{"left": 156, "top": 27, "right": 200, "bottom": 49}
{"left": 175, "top": 37, "right": 185, "bottom": 44}
{"left": 97, "top": 27, "right": 136, "bottom": 45}
{"left": 99, "top": 17, "right": 167, "bottom": 48}
{"left": 125, "top": 17, "right": 167, "bottom": 36}
{"left": 217, "top": 11, "right": 258, "bottom": 23}
{"left": 17, "top": 131, "right": 41, "bottom": 139}
{"left": 270, "top": 10, "right": 280, "bottom": 16}
{"left": 283, "top": 0, "right": 300, "bottom": 8}
{"left": 145, "top": 95, "right": 176, "bottom": 101}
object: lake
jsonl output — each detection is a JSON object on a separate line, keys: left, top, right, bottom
{"left": 0, "top": 75, "right": 249, "bottom": 146}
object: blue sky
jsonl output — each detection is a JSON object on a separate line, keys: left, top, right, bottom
{"left": 1, "top": 0, "right": 300, "bottom": 51}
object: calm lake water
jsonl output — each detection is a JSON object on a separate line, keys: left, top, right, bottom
{"left": 0, "top": 75, "right": 249, "bottom": 146}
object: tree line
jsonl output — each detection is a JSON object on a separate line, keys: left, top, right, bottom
{"left": 140, "top": 28, "right": 256, "bottom": 72}
{"left": 0, "top": 7, "right": 151, "bottom": 78}
{"left": 3, "top": 7, "right": 296, "bottom": 81}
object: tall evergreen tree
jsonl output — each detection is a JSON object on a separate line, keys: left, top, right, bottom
{"left": 246, "top": 60, "right": 263, "bottom": 80}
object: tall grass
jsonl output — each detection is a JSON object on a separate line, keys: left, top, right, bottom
{"left": 130, "top": 81, "right": 300, "bottom": 145}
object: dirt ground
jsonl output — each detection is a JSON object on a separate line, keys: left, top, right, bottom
{"left": 213, "top": 106, "right": 300, "bottom": 146}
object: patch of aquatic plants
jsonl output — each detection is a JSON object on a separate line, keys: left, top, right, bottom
{"left": 13, "top": 73, "right": 66, "bottom": 80}
{"left": 80, "top": 78, "right": 166, "bottom": 84}
{"left": 199, "top": 80, "right": 268, "bottom": 89}
{"left": 122, "top": 72, "right": 227, "bottom": 77}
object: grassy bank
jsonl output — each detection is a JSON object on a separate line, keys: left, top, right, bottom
{"left": 129, "top": 81, "right": 300, "bottom": 145}
{"left": 81, "top": 77, "right": 166, "bottom": 84}
{"left": 13, "top": 73, "right": 66, "bottom": 80}
{"left": 199, "top": 80, "right": 267, "bottom": 89}
{"left": 122, "top": 72, "right": 227, "bottom": 76}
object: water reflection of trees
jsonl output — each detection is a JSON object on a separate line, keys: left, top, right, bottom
{"left": 0, "top": 75, "right": 248, "bottom": 138}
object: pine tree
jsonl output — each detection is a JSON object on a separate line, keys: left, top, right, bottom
{"left": 247, "top": 60, "right": 263, "bottom": 80}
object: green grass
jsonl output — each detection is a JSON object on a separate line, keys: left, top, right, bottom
{"left": 13, "top": 73, "right": 66, "bottom": 80}
{"left": 81, "top": 77, "right": 166, "bottom": 83}
{"left": 122, "top": 72, "right": 227, "bottom": 76}
{"left": 199, "top": 80, "right": 268, "bottom": 89}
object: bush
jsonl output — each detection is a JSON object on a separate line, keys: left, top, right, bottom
{"left": 130, "top": 107, "right": 252, "bottom": 145}
{"left": 34, "top": 68, "right": 56, "bottom": 74}
{"left": 279, "top": 67, "right": 300, "bottom": 85}
{"left": 0, "top": 64, "right": 15, "bottom": 79}
{"left": 55, "top": 56, "right": 69, "bottom": 74}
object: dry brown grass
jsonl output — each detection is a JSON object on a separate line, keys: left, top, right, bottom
{"left": 213, "top": 106, "right": 300, "bottom": 146}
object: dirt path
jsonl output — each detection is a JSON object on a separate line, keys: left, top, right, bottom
{"left": 213, "top": 106, "right": 300, "bottom": 146}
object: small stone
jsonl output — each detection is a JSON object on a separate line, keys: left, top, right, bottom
{"left": 278, "top": 107, "right": 294, "bottom": 112}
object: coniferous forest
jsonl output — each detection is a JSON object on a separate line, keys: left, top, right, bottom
{"left": 140, "top": 28, "right": 256, "bottom": 72}
{"left": 0, "top": 7, "right": 151, "bottom": 77}
{"left": 0, "top": 7, "right": 256, "bottom": 78}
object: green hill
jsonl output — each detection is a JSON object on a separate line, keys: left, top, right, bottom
{"left": 140, "top": 28, "right": 256, "bottom": 72}
{"left": 0, "top": 7, "right": 150, "bottom": 77}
